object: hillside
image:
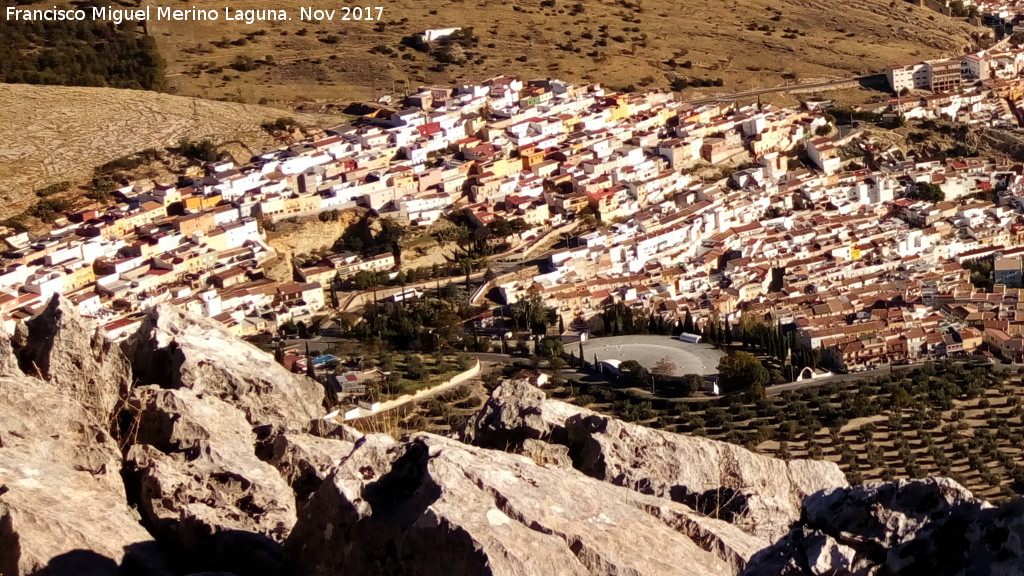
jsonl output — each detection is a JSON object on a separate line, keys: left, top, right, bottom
{"left": 0, "top": 84, "right": 337, "bottom": 220}
{"left": 147, "top": 0, "right": 988, "bottom": 108}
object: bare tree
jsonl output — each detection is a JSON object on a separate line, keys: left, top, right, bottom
{"left": 652, "top": 356, "right": 678, "bottom": 382}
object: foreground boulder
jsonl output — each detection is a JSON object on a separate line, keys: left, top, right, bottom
{"left": 270, "top": 433, "right": 353, "bottom": 501}
{"left": 463, "top": 377, "right": 551, "bottom": 449}
{"left": 466, "top": 379, "right": 848, "bottom": 541}
{"left": 16, "top": 295, "right": 132, "bottom": 423}
{"left": 741, "top": 478, "right": 1024, "bottom": 576}
{"left": 123, "top": 304, "right": 324, "bottom": 433}
{"left": 287, "top": 432, "right": 765, "bottom": 576}
{"left": 0, "top": 375, "right": 166, "bottom": 576}
{"left": 0, "top": 321, "right": 21, "bottom": 377}
{"left": 126, "top": 386, "right": 297, "bottom": 575}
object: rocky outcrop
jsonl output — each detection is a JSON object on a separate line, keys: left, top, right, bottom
{"left": 126, "top": 386, "right": 297, "bottom": 575}
{"left": 123, "top": 304, "right": 325, "bottom": 433}
{"left": 16, "top": 295, "right": 132, "bottom": 423}
{"left": 462, "top": 378, "right": 552, "bottom": 449}
{"left": 0, "top": 321, "right": 22, "bottom": 377}
{"left": 270, "top": 433, "right": 353, "bottom": 501}
{"left": 740, "top": 478, "right": 1024, "bottom": 576}
{"left": 287, "top": 432, "right": 766, "bottom": 576}
{"left": 562, "top": 410, "right": 848, "bottom": 542}
{"left": 465, "top": 380, "right": 848, "bottom": 542}
{"left": 0, "top": 375, "right": 166, "bottom": 576}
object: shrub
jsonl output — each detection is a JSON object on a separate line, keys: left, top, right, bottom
{"left": 574, "top": 394, "right": 596, "bottom": 407}
{"left": 231, "top": 55, "right": 257, "bottom": 71}
{"left": 35, "top": 181, "right": 71, "bottom": 197}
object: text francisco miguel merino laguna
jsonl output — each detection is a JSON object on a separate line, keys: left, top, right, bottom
{"left": 2, "top": 5, "right": 339, "bottom": 25}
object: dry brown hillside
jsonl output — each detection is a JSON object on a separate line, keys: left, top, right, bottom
{"left": 148, "top": 0, "right": 987, "bottom": 108}
{"left": 0, "top": 83, "right": 337, "bottom": 219}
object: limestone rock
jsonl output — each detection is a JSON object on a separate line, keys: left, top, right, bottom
{"left": 270, "top": 433, "right": 353, "bottom": 501}
{"left": 462, "top": 377, "right": 552, "bottom": 448}
{"left": 17, "top": 295, "right": 132, "bottom": 423}
{"left": 123, "top": 303, "right": 324, "bottom": 433}
{"left": 520, "top": 438, "right": 573, "bottom": 468}
{"left": 562, "top": 410, "right": 848, "bottom": 541}
{"left": 287, "top": 432, "right": 766, "bottom": 576}
{"left": 307, "top": 419, "right": 365, "bottom": 443}
{"left": 466, "top": 379, "right": 848, "bottom": 542}
{"left": 0, "top": 321, "right": 22, "bottom": 377}
{"left": 0, "top": 375, "right": 165, "bottom": 576}
{"left": 126, "top": 386, "right": 296, "bottom": 574}
{"left": 740, "top": 478, "right": 1024, "bottom": 576}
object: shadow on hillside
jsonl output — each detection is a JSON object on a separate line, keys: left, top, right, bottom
{"left": 856, "top": 74, "right": 889, "bottom": 93}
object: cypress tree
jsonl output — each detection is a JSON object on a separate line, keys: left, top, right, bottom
{"left": 305, "top": 343, "right": 316, "bottom": 379}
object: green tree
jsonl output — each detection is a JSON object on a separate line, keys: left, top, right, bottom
{"left": 379, "top": 351, "right": 397, "bottom": 374}
{"left": 576, "top": 206, "right": 599, "bottom": 229}
{"left": 618, "top": 360, "right": 650, "bottom": 388}
{"left": 304, "top": 343, "right": 316, "bottom": 379}
{"left": 405, "top": 353, "right": 424, "bottom": 380}
{"left": 717, "top": 351, "right": 770, "bottom": 393}
{"left": 176, "top": 138, "right": 221, "bottom": 163}
{"left": 680, "top": 374, "right": 705, "bottom": 396}
{"left": 433, "top": 349, "right": 448, "bottom": 373}
{"left": 489, "top": 216, "right": 514, "bottom": 238}
{"left": 377, "top": 217, "right": 408, "bottom": 262}
{"left": 682, "top": 309, "right": 695, "bottom": 334}
{"left": 537, "top": 336, "right": 565, "bottom": 361}
{"left": 511, "top": 293, "right": 552, "bottom": 334}
{"left": 352, "top": 270, "right": 388, "bottom": 291}
{"left": 914, "top": 181, "right": 945, "bottom": 203}
{"left": 550, "top": 356, "right": 567, "bottom": 379}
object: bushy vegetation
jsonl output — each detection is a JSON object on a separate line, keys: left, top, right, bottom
{"left": 35, "top": 181, "right": 70, "bottom": 198}
{"left": 175, "top": 138, "right": 223, "bottom": 164}
{"left": 334, "top": 216, "right": 408, "bottom": 261}
{"left": 0, "top": 16, "right": 166, "bottom": 90}
{"left": 401, "top": 27, "right": 479, "bottom": 71}
{"left": 949, "top": 0, "right": 979, "bottom": 17}
{"left": 910, "top": 181, "right": 946, "bottom": 203}
{"left": 963, "top": 260, "right": 995, "bottom": 292}
{"left": 262, "top": 116, "right": 300, "bottom": 133}
{"left": 352, "top": 288, "right": 488, "bottom": 352}
{"left": 670, "top": 77, "right": 724, "bottom": 91}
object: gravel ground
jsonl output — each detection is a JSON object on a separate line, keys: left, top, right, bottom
{"left": 582, "top": 335, "right": 725, "bottom": 376}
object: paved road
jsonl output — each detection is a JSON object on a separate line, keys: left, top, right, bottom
{"left": 339, "top": 221, "right": 576, "bottom": 311}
